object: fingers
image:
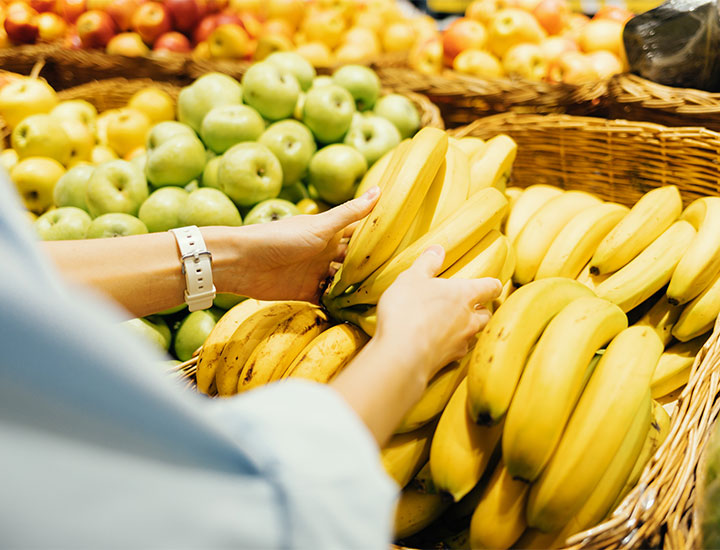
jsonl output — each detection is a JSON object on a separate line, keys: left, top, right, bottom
{"left": 457, "top": 277, "right": 503, "bottom": 307}
{"left": 406, "top": 245, "right": 446, "bottom": 278}
{"left": 315, "top": 186, "right": 380, "bottom": 236}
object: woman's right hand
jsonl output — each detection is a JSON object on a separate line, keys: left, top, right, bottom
{"left": 374, "top": 245, "right": 502, "bottom": 381}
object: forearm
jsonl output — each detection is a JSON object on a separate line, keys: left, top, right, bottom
{"left": 41, "top": 227, "right": 253, "bottom": 318}
{"left": 330, "top": 337, "right": 430, "bottom": 447}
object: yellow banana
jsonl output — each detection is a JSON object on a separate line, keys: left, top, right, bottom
{"left": 590, "top": 185, "right": 682, "bottom": 275}
{"left": 467, "top": 277, "right": 594, "bottom": 425}
{"left": 576, "top": 262, "right": 610, "bottom": 293}
{"left": 440, "top": 229, "right": 509, "bottom": 280}
{"left": 353, "top": 139, "right": 408, "bottom": 198}
{"left": 527, "top": 326, "right": 663, "bottom": 533}
{"left": 513, "top": 190, "right": 601, "bottom": 285}
{"left": 491, "top": 279, "right": 516, "bottom": 313}
{"left": 635, "top": 296, "right": 684, "bottom": 347}
{"left": 327, "top": 128, "right": 448, "bottom": 298}
{"left": 215, "top": 301, "right": 309, "bottom": 397}
{"left": 515, "top": 528, "right": 563, "bottom": 549}
{"left": 336, "top": 305, "right": 377, "bottom": 337}
{"left": 673, "top": 269, "right": 720, "bottom": 342}
{"left": 237, "top": 306, "right": 330, "bottom": 392}
{"left": 396, "top": 354, "right": 470, "bottom": 434}
{"left": 469, "top": 460, "right": 529, "bottom": 550}
{"left": 595, "top": 220, "right": 696, "bottom": 312}
{"left": 333, "top": 187, "right": 507, "bottom": 309}
{"left": 668, "top": 197, "right": 720, "bottom": 305}
{"left": 282, "top": 323, "right": 369, "bottom": 383}
{"left": 453, "top": 136, "right": 486, "bottom": 159}
{"left": 469, "top": 134, "right": 517, "bottom": 195}
{"left": 430, "top": 378, "right": 503, "bottom": 502}
{"left": 503, "top": 296, "right": 628, "bottom": 483}
{"left": 504, "top": 184, "right": 563, "bottom": 243}
{"left": 393, "top": 463, "right": 450, "bottom": 540}
{"left": 535, "top": 202, "right": 629, "bottom": 280}
{"left": 381, "top": 421, "right": 436, "bottom": 488}
{"left": 196, "top": 298, "right": 263, "bottom": 394}
{"left": 651, "top": 336, "right": 706, "bottom": 399}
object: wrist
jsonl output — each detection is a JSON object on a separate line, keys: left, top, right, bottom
{"left": 364, "top": 334, "right": 431, "bottom": 392}
{"left": 198, "top": 226, "right": 252, "bottom": 296}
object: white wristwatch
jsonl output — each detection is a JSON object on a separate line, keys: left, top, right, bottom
{"left": 169, "top": 226, "right": 216, "bottom": 312}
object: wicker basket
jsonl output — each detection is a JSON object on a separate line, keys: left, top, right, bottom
{"left": 608, "top": 73, "right": 720, "bottom": 133}
{"left": 375, "top": 66, "right": 609, "bottom": 129}
{"left": 451, "top": 112, "right": 720, "bottom": 550}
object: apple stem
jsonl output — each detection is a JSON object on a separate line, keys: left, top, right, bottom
{"left": 29, "top": 59, "right": 46, "bottom": 80}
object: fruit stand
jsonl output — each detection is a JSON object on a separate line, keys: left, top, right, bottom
{"left": 4, "top": 0, "right": 720, "bottom": 548}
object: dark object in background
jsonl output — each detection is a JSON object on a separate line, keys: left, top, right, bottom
{"left": 623, "top": 0, "right": 720, "bottom": 92}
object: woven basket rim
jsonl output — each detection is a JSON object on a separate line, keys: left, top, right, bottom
{"left": 610, "top": 73, "right": 720, "bottom": 114}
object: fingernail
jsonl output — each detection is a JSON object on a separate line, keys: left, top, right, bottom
{"left": 362, "top": 186, "right": 380, "bottom": 201}
{"left": 425, "top": 244, "right": 444, "bottom": 257}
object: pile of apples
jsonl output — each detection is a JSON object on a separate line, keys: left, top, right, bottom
{"left": 411, "top": 0, "right": 633, "bottom": 84}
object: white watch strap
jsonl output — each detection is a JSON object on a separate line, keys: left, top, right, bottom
{"left": 169, "top": 226, "right": 216, "bottom": 312}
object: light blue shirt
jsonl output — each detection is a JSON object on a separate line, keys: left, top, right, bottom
{"left": 0, "top": 171, "right": 397, "bottom": 549}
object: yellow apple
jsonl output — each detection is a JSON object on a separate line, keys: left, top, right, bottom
{"left": 453, "top": 48, "right": 503, "bottom": 78}
{"left": 106, "top": 32, "right": 150, "bottom": 57}
{"left": 0, "top": 148, "right": 19, "bottom": 173}
{"left": 548, "top": 51, "right": 596, "bottom": 84}
{"left": 586, "top": 49, "right": 623, "bottom": 79}
{"left": 466, "top": 0, "right": 512, "bottom": 25}
{"left": 411, "top": 15, "right": 439, "bottom": 42}
{"left": 128, "top": 87, "right": 175, "bottom": 124}
{"left": 344, "top": 25, "right": 379, "bottom": 47}
{"left": 539, "top": 35, "right": 579, "bottom": 64}
{"left": 300, "top": 8, "right": 345, "bottom": 50}
{"left": 503, "top": 43, "right": 548, "bottom": 81}
{"left": 208, "top": 23, "right": 251, "bottom": 59}
{"left": 294, "top": 41, "right": 334, "bottom": 67}
{"left": 59, "top": 119, "right": 95, "bottom": 164}
{"left": 578, "top": 18, "right": 624, "bottom": 58}
{"left": 105, "top": 108, "right": 152, "bottom": 157}
{"left": 91, "top": 144, "right": 119, "bottom": 164}
{"left": 487, "top": 8, "right": 546, "bottom": 58}
{"left": 353, "top": 8, "right": 383, "bottom": 33}
{"left": 265, "top": 0, "right": 304, "bottom": 28}
{"left": 229, "top": 0, "right": 261, "bottom": 12}
{"left": 263, "top": 17, "right": 295, "bottom": 40}
{"left": 37, "top": 12, "right": 67, "bottom": 41}
{"left": 11, "top": 156, "right": 66, "bottom": 214}
{"left": 51, "top": 99, "right": 98, "bottom": 130}
{"left": 192, "top": 41, "right": 212, "bottom": 60}
{"left": 253, "top": 33, "right": 294, "bottom": 61}
{"left": 0, "top": 77, "right": 58, "bottom": 130}
{"left": 95, "top": 108, "right": 119, "bottom": 145}
{"left": 382, "top": 21, "right": 416, "bottom": 53}
{"left": 335, "top": 42, "right": 375, "bottom": 64}
{"left": 409, "top": 36, "right": 443, "bottom": 75}
{"left": 125, "top": 146, "right": 146, "bottom": 161}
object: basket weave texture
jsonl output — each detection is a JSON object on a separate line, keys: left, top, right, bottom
{"left": 450, "top": 112, "right": 720, "bottom": 550}
{"left": 608, "top": 73, "right": 720, "bottom": 133}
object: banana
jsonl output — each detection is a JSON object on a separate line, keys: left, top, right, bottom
{"left": 326, "top": 128, "right": 448, "bottom": 298}
{"left": 381, "top": 421, "right": 436, "bottom": 488}
{"left": 535, "top": 202, "right": 629, "bottom": 280}
{"left": 469, "top": 460, "right": 529, "bottom": 550}
{"left": 492, "top": 279, "right": 516, "bottom": 312}
{"left": 526, "top": 326, "right": 663, "bottom": 533}
{"left": 215, "top": 301, "right": 309, "bottom": 397}
{"left": 453, "top": 136, "right": 486, "bottom": 159}
{"left": 635, "top": 295, "right": 684, "bottom": 347}
{"left": 505, "top": 186, "right": 523, "bottom": 205}
{"left": 440, "top": 229, "right": 509, "bottom": 280}
{"left": 512, "top": 190, "right": 601, "bottom": 285}
{"left": 503, "top": 296, "right": 628, "bottom": 483}
{"left": 467, "top": 277, "right": 594, "bottom": 425}
{"left": 576, "top": 262, "right": 610, "bottom": 293}
{"left": 430, "top": 378, "right": 503, "bottom": 502}
{"left": 611, "top": 400, "right": 671, "bottom": 512}
{"left": 504, "top": 184, "right": 563, "bottom": 244}
{"left": 469, "top": 134, "right": 517, "bottom": 195}
{"left": 336, "top": 305, "right": 377, "bottom": 337}
{"left": 589, "top": 185, "right": 682, "bottom": 275}
{"left": 282, "top": 323, "right": 369, "bottom": 383}
{"left": 393, "top": 463, "right": 450, "bottom": 540}
{"left": 196, "top": 298, "right": 263, "bottom": 394}
{"left": 673, "top": 269, "right": 720, "bottom": 342}
{"left": 595, "top": 220, "right": 696, "bottom": 312}
{"left": 353, "top": 139, "right": 408, "bottom": 198}
{"left": 651, "top": 336, "right": 706, "bottom": 399}
{"left": 396, "top": 354, "right": 470, "bottom": 434}
{"left": 333, "top": 187, "right": 507, "bottom": 309}
{"left": 237, "top": 306, "right": 330, "bottom": 392}
{"left": 515, "top": 528, "right": 563, "bottom": 549}
{"left": 668, "top": 197, "right": 720, "bottom": 305}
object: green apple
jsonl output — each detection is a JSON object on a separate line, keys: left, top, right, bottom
{"left": 244, "top": 198, "right": 300, "bottom": 225}
{"left": 311, "top": 76, "right": 334, "bottom": 88}
{"left": 373, "top": 93, "right": 421, "bottom": 140}
{"left": 145, "top": 135, "right": 206, "bottom": 187}
{"left": 214, "top": 293, "right": 246, "bottom": 310}
{"left": 308, "top": 144, "right": 367, "bottom": 204}
{"left": 146, "top": 121, "right": 197, "bottom": 150}
{"left": 86, "top": 160, "right": 149, "bottom": 217}
{"left": 34, "top": 206, "right": 92, "bottom": 240}
{"left": 265, "top": 51, "right": 316, "bottom": 91}
{"left": 277, "top": 181, "right": 309, "bottom": 203}
{"left": 217, "top": 142, "right": 283, "bottom": 207}
{"left": 184, "top": 180, "right": 200, "bottom": 192}
{"left": 157, "top": 303, "right": 187, "bottom": 315}
{"left": 332, "top": 65, "right": 381, "bottom": 111}
{"left": 87, "top": 213, "right": 149, "bottom": 238}
{"left": 53, "top": 162, "right": 94, "bottom": 211}
{"left": 173, "top": 309, "right": 220, "bottom": 361}
{"left": 11, "top": 114, "right": 72, "bottom": 165}
{"left": 122, "top": 315, "right": 171, "bottom": 352}
{"left": 241, "top": 61, "right": 300, "bottom": 121}
{"left": 258, "top": 119, "right": 316, "bottom": 187}
{"left": 302, "top": 84, "right": 355, "bottom": 144}
{"left": 181, "top": 188, "right": 243, "bottom": 227}
{"left": 293, "top": 92, "right": 305, "bottom": 121}
{"left": 177, "top": 72, "right": 243, "bottom": 134}
{"left": 344, "top": 114, "right": 401, "bottom": 166}
{"left": 138, "top": 186, "right": 189, "bottom": 232}
{"left": 201, "top": 156, "right": 222, "bottom": 189}
{"left": 200, "top": 104, "right": 265, "bottom": 154}
{"left": 51, "top": 99, "right": 98, "bottom": 129}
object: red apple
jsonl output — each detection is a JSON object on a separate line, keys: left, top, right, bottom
{"left": 29, "top": 0, "right": 56, "bottom": 13}
{"left": 165, "top": 0, "right": 206, "bottom": 33}
{"left": 76, "top": 9, "right": 117, "bottom": 47}
{"left": 153, "top": 30, "right": 191, "bottom": 52}
{"left": 37, "top": 12, "right": 67, "bottom": 40}
{"left": 4, "top": 2, "right": 39, "bottom": 44}
{"left": 106, "top": 0, "right": 145, "bottom": 31}
{"left": 263, "top": 17, "right": 294, "bottom": 39}
{"left": 131, "top": 1, "right": 171, "bottom": 45}
{"left": 58, "top": 0, "right": 85, "bottom": 23}
{"left": 192, "top": 13, "right": 218, "bottom": 44}
{"left": 593, "top": 5, "right": 634, "bottom": 25}
{"left": 532, "top": 0, "right": 569, "bottom": 36}
{"left": 442, "top": 17, "right": 487, "bottom": 65}
{"left": 205, "top": 0, "right": 227, "bottom": 12}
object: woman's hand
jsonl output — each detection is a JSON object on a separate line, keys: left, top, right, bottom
{"left": 224, "top": 188, "right": 380, "bottom": 303}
